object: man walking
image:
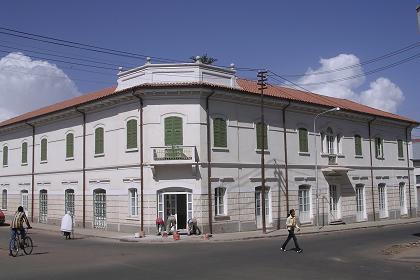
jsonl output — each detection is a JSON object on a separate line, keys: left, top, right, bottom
{"left": 280, "top": 209, "right": 302, "bottom": 253}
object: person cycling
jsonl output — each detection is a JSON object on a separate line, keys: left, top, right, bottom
{"left": 9, "top": 206, "right": 31, "bottom": 256}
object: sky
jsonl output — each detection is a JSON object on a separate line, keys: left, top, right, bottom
{"left": 0, "top": 1, "right": 419, "bottom": 134}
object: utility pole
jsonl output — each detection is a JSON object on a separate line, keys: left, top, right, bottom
{"left": 257, "top": 70, "right": 268, "bottom": 234}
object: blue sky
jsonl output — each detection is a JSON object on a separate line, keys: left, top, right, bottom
{"left": 0, "top": 1, "right": 419, "bottom": 134}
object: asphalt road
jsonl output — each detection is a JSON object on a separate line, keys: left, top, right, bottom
{"left": 0, "top": 223, "right": 419, "bottom": 280}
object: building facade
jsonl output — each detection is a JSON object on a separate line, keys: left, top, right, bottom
{"left": 0, "top": 61, "right": 418, "bottom": 234}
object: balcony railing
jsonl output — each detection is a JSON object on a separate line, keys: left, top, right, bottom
{"left": 152, "top": 146, "right": 195, "bottom": 162}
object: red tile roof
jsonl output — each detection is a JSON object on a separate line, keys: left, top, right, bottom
{"left": 0, "top": 79, "right": 417, "bottom": 129}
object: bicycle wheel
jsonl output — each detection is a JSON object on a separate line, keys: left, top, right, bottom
{"left": 23, "top": 236, "right": 33, "bottom": 255}
{"left": 10, "top": 238, "right": 19, "bottom": 257}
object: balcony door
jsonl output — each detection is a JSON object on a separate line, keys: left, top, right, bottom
{"left": 165, "top": 117, "right": 183, "bottom": 146}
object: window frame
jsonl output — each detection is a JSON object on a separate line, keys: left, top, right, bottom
{"left": 128, "top": 188, "right": 139, "bottom": 217}
{"left": 298, "top": 128, "right": 309, "bottom": 154}
{"left": 214, "top": 187, "right": 227, "bottom": 216}
{"left": 354, "top": 135, "right": 363, "bottom": 157}
{"left": 1, "top": 189, "right": 7, "bottom": 210}
{"left": 2, "top": 144, "right": 8, "bottom": 167}
{"left": 397, "top": 139, "right": 404, "bottom": 159}
{"left": 375, "top": 137, "right": 384, "bottom": 159}
{"left": 40, "top": 137, "right": 48, "bottom": 163}
{"left": 126, "top": 119, "right": 138, "bottom": 152}
{"left": 65, "top": 132, "right": 75, "bottom": 160}
{"left": 213, "top": 118, "right": 227, "bottom": 148}
{"left": 21, "top": 141, "right": 28, "bottom": 165}
{"left": 94, "top": 126, "right": 105, "bottom": 157}
{"left": 256, "top": 122, "right": 268, "bottom": 150}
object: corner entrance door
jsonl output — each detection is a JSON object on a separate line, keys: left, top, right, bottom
{"left": 164, "top": 194, "right": 188, "bottom": 230}
{"left": 329, "top": 185, "right": 341, "bottom": 221}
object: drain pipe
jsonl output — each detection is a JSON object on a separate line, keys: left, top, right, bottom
{"left": 25, "top": 122, "right": 35, "bottom": 223}
{"left": 75, "top": 108, "right": 86, "bottom": 228}
{"left": 282, "top": 101, "right": 291, "bottom": 217}
{"left": 206, "top": 90, "right": 216, "bottom": 234}
{"left": 368, "top": 118, "right": 376, "bottom": 221}
{"left": 132, "top": 91, "right": 144, "bottom": 233}
{"left": 405, "top": 124, "right": 413, "bottom": 217}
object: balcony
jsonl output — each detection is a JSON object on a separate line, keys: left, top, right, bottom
{"left": 151, "top": 146, "right": 196, "bottom": 164}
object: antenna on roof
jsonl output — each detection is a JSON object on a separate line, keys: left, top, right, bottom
{"left": 146, "top": 57, "right": 152, "bottom": 64}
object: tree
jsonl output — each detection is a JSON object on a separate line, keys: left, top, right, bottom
{"left": 190, "top": 54, "right": 218, "bottom": 65}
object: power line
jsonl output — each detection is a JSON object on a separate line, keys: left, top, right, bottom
{"left": 280, "top": 41, "right": 420, "bottom": 77}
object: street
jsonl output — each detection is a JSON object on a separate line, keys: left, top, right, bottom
{"left": 1, "top": 223, "right": 419, "bottom": 280}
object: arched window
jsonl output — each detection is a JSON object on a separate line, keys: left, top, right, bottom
{"left": 355, "top": 184, "right": 366, "bottom": 221}
{"left": 399, "top": 182, "right": 407, "bottom": 215}
{"left": 126, "top": 119, "right": 138, "bottom": 150}
{"left": 213, "top": 118, "right": 227, "bottom": 148}
{"left": 128, "top": 188, "right": 138, "bottom": 216}
{"left": 41, "top": 138, "right": 48, "bottom": 162}
{"left": 256, "top": 122, "right": 267, "bottom": 149}
{"left": 21, "top": 142, "right": 28, "bottom": 164}
{"left": 354, "top": 135, "right": 362, "bottom": 156}
{"left": 298, "top": 128, "right": 308, "bottom": 153}
{"left": 214, "top": 187, "right": 227, "bottom": 216}
{"left": 95, "top": 127, "right": 104, "bottom": 155}
{"left": 93, "top": 189, "right": 106, "bottom": 229}
{"left": 2, "top": 145, "right": 8, "bottom": 166}
{"left": 1, "top": 189, "right": 7, "bottom": 210}
{"left": 378, "top": 183, "right": 388, "bottom": 218}
{"left": 66, "top": 133, "right": 74, "bottom": 159}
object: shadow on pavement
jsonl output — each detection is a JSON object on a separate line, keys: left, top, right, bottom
{"left": 413, "top": 233, "right": 420, "bottom": 237}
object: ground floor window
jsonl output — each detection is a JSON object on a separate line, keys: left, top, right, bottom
{"left": 93, "top": 189, "right": 106, "bottom": 229}
{"left": 1, "top": 189, "right": 6, "bottom": 210}
{"left": 129, "top": 188, "right": 138, "bottom": 217}
{"left": 399, "top": 183, "right": 407, "bottom": 215}
{"left": 21, "top": 190, "right": 29, "bottom": 213}
{"left": 39, "top": 190, "right": 48, "bottom": 223}
{"left": 65, "top": 189, "right": 75, "bottom": 216}
{"left": 255, "top": 187, "right": 271, "bottom": 228}
{"left": 355, "top": 184, "right": 366, "bottom": 221}
{"left": 298, "top": 185, "right": 311, "bottom": 223}
{"left": 378, "top": 184, "right": 388, "bottom": 218}
{"left": 215, "top": 187, "right": 227, "bottom": 216}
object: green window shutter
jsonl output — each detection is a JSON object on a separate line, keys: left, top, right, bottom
{"left": 165, "top": 117, "right": 183, "bottom": 146}
{"left": 256, "top": 123, "right": 267, "bottom": 149}
{"left": 95, "top": 128, "right": 104, "bottom": 154}
{"left": 3, "top": 146, "right": 8, "bottom": 166}
{"left": 397, "top": 140, "right": 403, "bottom": 158}
{"left": 41, "top": 139, "right": 47, "bottom": 161}
{"left": 375, "top": 138, "right": 379, "bottom": 158}
{"left": 126, "top": 120, "right": 138, "bottom": 149}
{"left": 66, "top": 133, "right": 74, "bottom": 158}
{"left": 355, "top": 135, "right": 362, "bottom": 156}
{"left": 22, "top": 142, "right": 28, "bottom": 164}
{"left": 299, "top": 128, "right": 308, "bottom": 153}
{"left": 214, "top": 118, "right": 227, "bottom": 148}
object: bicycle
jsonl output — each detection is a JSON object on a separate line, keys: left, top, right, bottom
{"left": 10, "top": 227, "right": 33, "bottom": 257}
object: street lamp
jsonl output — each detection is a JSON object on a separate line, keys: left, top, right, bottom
{"left": 314, "top": 107, "right": 340, "bottom": 228}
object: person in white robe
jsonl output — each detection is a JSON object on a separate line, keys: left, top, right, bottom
{"left": 60, "top": 211, "right": 73, "bottom": 239}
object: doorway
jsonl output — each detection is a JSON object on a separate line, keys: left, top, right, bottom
{"left": 255, "top": 187, "right": 271, "bottom": 229}
{"left": 158, "top": 191, "right": 192, "bottom": 230}
{"left": 329, "top": 184, "right": 341, "bottom": 221}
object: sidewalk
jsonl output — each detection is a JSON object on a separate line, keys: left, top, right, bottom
{"left": 29, "top": 217, "right": 420, "bottom": 244}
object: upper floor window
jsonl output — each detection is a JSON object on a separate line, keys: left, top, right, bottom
{"left": 336, "top": 134, "right": 342, "bottom": 154}
{"left": 126, "top": 119, "right": 138, "bottom": 150}
{"left": 66, "top": 133, "right": 74, "bottom": 159}
{"left": 397, "top": 139, "right": 404, "bottom": 159}
{"left": 354, "top": 135, "right": 362, "bottom": 156}
{"left": 416, "top": 175, "right": 420, "bottom": 185}
{"left": 298, "top": 128, "right": 308, "bottom": 153}
{"left": 213, "top": 118, "right": 227, "bottom": 148}
{"left": 256, "top": 122, "right": 267, "bottom": 150}
{"left": 40, "top": 138, "right": 48, "bottom": 162}
{"left": 95, "top": 127, "right": 104, "bottom": 155}
{"left": 2, "top": 145, "right": 8, "bottom": 167}
{"left": 21, "top": 142, "right": 28, "bottom": 165}
{"left": 326, "top": 127, "right": 335, "bottom": 154}
{"left": 215, "top": 187, "right": 227, "bottom": 216}
{"left": 164, "top": 116, "right": 183, "bottom": 146}
{"left": 375, "top": 137, "right": 384, "bottom": 159}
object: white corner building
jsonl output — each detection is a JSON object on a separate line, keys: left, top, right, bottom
{"left": 0, "top": 60, "right": 418, "bottom": 234}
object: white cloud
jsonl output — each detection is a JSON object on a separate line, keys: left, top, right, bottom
{"left": 0, "top": 52, "right": 80, "bottom": 122}
{"left": 297, "top": 54, "right": 404, "bottom": 113}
